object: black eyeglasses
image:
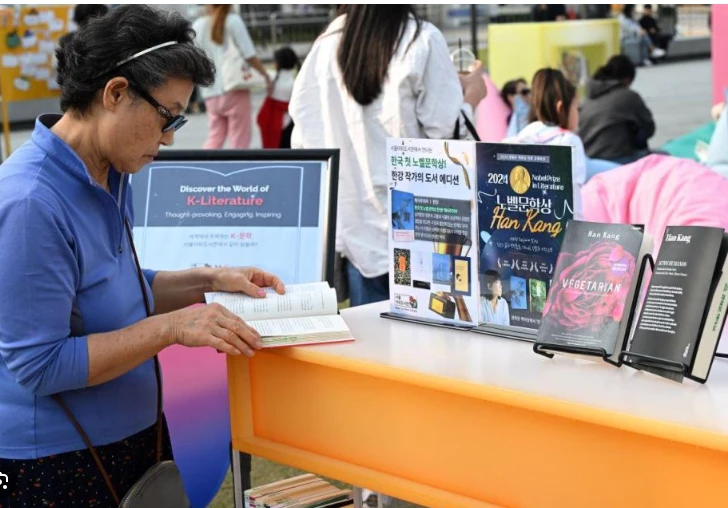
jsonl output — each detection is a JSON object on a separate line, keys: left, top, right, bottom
{"left": 129, "top": 83, "right": 187, "bottom": 133}
{"left": 519, "top": 88, "right": 531, "bottom": 96}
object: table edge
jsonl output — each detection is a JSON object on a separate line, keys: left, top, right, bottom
{"left": 264, "top": 346, "right": 728, "bottom": 453}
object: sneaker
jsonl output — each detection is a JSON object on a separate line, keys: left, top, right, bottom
{"left": 651, "top": 47, "right": 666, "bottom": 58}
{"left": 642, "top": 59, "right": 654, "bottom": 67}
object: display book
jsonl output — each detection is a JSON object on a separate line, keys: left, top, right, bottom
{"left": 244, "top": 473, "right": 353, "bottom": 507}
{"left": 536, "top": 223, "right": 728, "bottom": 383}
{"left": 619, "top": 225, "right": 728, "bottom": 383}
{"left": 205, "top": 282, "right": 353, "bottom": 347}
{"left": 382, "top": 137, "right": 575, "bottom": 342}
{"left": 533, "top": 220, "right": 654, "bottom": 365}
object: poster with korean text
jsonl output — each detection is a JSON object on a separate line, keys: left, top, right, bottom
{"left": 387, "top": 138, "right": 479, "bottom": 326}
{"left": 476, "top": 143, "right": 573, "bottom": 333}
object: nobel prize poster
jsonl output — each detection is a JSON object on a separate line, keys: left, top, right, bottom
{"left": 476, "top": 143, "right": 573, "bottom": 331}
{"left": 387, "top": 138, "right": 479, "bottom": 326}
{"left": 130, "top": 159, "right": 331, "bottom": 284}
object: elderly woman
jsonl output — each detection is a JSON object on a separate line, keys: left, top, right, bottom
{"left": 0, "top": 5, "right": 284, "bottom": 507}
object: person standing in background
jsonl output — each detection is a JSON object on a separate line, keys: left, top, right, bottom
{"left": 257, "top": 47, "right": 300, "bottom": 149}
{"left": 289, "top": 5, "right": 486, "bottom": 310}
{"left": 192, "top": 5, "right": 271, "bottom": 149}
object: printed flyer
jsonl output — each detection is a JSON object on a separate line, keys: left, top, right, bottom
{"left": 130, "top": 159, "right": 331, "bottom": 284}
{"left": 387, "top": 138, "right": 479, "bottom": 326}
{"left": 475, "top": 143, "right": 573, "bottom": 332}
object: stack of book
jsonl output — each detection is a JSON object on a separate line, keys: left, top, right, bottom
{"left": 244, "top": 474, "right": 354, "bottom": 507}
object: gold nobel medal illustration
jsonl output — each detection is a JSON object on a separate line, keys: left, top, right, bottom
{"left": 509, "top": 165, "right": 531, "bottom": 195}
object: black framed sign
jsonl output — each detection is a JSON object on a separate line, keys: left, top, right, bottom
{"left": 129, "top": 149, "right": 339, "bottom": 287}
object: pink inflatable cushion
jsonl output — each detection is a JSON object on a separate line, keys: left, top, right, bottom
{"left": 582, "top": 154, "right": 728, "bottom": 253}
{"left": 475, "top": 74, "right": 511, "bottom": 142}
{"left": 583, "top": 154, "right": 728, "bottom": 352}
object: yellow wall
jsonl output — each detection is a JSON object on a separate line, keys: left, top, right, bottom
{"left": 488, "top": 19, "right": 621, "bottom": 97}
{"left": 0, "top": 6, "right": 72, "bottom": 103}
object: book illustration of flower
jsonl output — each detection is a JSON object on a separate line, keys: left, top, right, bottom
{"left": 543, "top": 241, "right": 636, "bottom": 331}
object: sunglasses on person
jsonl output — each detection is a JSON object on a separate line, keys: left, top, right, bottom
{"left": 519, "top": 88, "right": 531, "bottom": 96}
{"left": 129, "top": 83, "right": 187, "bottom": 133}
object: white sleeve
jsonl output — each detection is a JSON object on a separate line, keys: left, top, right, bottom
{"left": 288, "top": 46, "right": 321, "bottom": 149}
{"left": 228, "top": 15, "right": 256, "bottom": 58}
{"left": 412, "top": 27, "right": 468, "bottom": 140}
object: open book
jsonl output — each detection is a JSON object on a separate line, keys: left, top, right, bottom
{"left": 204, "top": 282, "right": 353, "bottom": 348}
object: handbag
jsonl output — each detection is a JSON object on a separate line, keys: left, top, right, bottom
{"left": 52, "top": 220, "right": 190, "bottom": 508}
{"left": 221, "top": 36, "right": 266, "bottom": 92}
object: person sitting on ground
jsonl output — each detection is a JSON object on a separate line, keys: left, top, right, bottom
{"left": 501, "top": 78, "right": 530, "bottom": 137}
{"left": 639, "top": 4, "right": 673, "bottom": 51}
{"left": 578, "top": 55, "right": 656, "bottom": 165}
{"left": 619, "top": 4, "right": 666, "bottom": 66}
{"left": 503, "top": 68, "right": 586, "bottom": 219}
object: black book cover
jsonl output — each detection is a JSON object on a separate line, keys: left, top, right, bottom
{"left": 629, "top": 226, "right": 725, "bottom": 366}
{"left": 537, "top": 221, "right": 645, "bottom": 355}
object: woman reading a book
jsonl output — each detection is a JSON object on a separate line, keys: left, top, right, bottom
{"left": 480, "top": 270, "right": 511, "bottom": 326}
{"left": 0, "top": 6, "right": 285, "bottom": 506}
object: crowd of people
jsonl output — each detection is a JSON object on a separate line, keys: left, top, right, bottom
{"left": 0, "top": 4, "right": 720, "bottom": 508}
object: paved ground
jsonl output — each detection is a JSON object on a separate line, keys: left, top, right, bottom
{"left": 6, "top": 58, "right": 711, "bottom": 153}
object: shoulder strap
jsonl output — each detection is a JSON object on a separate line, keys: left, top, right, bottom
{"left": 52, "top": 218, "right": 162, "bottom": 505}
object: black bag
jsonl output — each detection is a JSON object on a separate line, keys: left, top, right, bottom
{"left": 453, "top": 110, "right": 481, "bottom": 141}
{"left": 53, "top": 220, "right": 190, "bottom": 508}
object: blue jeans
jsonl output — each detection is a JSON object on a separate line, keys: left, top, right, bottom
{"left": 345, "top": 259, "right": 389, "bottom": 307}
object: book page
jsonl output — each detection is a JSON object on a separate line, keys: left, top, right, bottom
{"left": 205, "top": 287, "right": 337, "bottom": 321}
{"left": 263, "top": 282, "right": 331, "bottom": 294}
{"left": 247, "top": 315, "right": 349, "bottom": 337}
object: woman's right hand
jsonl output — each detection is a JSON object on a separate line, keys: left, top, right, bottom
{"left": 166, "top": 303, "right": 262, "bottom": 357}
{"left": 459, "top": 60, "right": 487, "bottom": 110}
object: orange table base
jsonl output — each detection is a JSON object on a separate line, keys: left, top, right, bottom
{"left": 227, "top": 349, "right": 728, "bottom": 507}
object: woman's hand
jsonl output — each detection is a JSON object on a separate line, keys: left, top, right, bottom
{"left": 459, "top": 60, "right": 487, "bottom": 110}
{"left": 712, "top": 102, "right": 725, "bottom": 122}
{"left": 166, "top": 303, "right": 262, "bottom": 356}
{"left": 209, "top": 266, "right": 285, "bottom": 297}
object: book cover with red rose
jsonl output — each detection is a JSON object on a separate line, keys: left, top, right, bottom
{"left": 535, "top": 220, "right": 653, "bottom": 362}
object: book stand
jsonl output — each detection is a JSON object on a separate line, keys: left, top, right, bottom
{"left": 379, "top": 311, "right": 476, "bottom": 332}
{"left": 534, "top": 253, "right": 656, "bottom": 367}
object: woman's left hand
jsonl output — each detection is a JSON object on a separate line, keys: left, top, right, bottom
{"left": 209, "top": 267, "right": 285, "bottom": 297}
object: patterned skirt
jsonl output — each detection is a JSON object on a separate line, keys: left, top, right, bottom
{"left": 0, "top": 416, "right": 174, "bottom": 508}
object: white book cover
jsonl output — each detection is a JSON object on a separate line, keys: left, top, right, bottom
{"left": 387, "top": 138, "right": 479, "bottom": 325}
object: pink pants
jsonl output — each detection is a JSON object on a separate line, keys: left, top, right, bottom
{"left": 203, "top": 90, "right": 252, "bottom": 149}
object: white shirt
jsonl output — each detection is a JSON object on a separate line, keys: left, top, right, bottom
{"left": 504, "top": 121, "right": 586, "bottom": 220}
{"left": 480, "top": 297, "right": 510, "bottom": 326}
{"left": 192, "top": 14, "right": 256, "bottom": 100}
{"left": 289, "top": 15, "right": 474, "bottom": 278}
{"left": 271, "top": 69, "right": 296, "bottom": 103}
